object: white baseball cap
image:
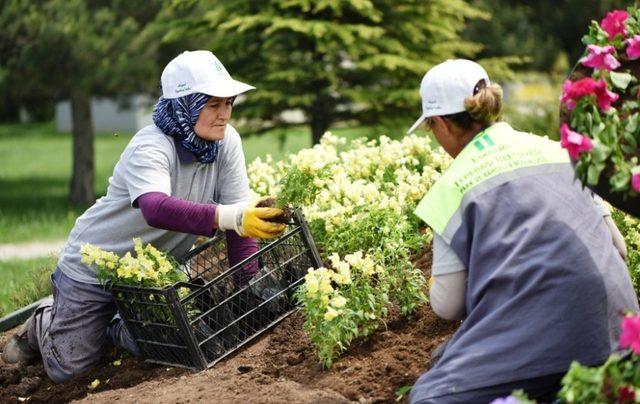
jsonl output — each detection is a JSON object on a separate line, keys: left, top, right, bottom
{"left": 407, "top": 59, "right": 490, "bottom": 134}
{"left": 160, "top": 50, "right": 255, "bottom": 99}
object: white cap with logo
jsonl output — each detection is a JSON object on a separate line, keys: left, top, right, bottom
{"left": 407, "top": 59, "right": 490, "bottom": 134}
{"left": 161, "top": 50, "right": 255, "bottom": 99}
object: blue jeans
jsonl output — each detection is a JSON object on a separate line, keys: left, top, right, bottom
{"left": 28, "top": 268, "right": 140, "bottom": 383}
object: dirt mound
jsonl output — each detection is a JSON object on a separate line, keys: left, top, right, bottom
{"left": 0, "top": 253, "right": 459, "bottom": 403}
{"left": 0, "top": 353, "right": 185, "bottom": 403}
{"left": 264, "top": 308, "right": 457, "bottom": 402}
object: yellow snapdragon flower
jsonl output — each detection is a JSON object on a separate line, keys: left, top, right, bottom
{"left": 344, "top": 251, "right": 364, "bottom": 267}
{"left": 324, "top": 306, "right": 340, "bottom": 321}
{"left": 133, "top": 237, "right": 145, "bottom": 257}
{"left": 178, "top": 287, "right": 191, "bottom": 299}
{"left": 117, "top": 265, "right": 134, "bottom": 279}
{"left": 319, "top": 274, "right": 334, "bottom": 294}
{"left": 332, "top": 261, "right": 351, "bottom": 286}
{"left": 330, "top": 295, "right": 347, "bottom": 308}
{"left": 305, "top": 271, "right": 320, "bottom": 297}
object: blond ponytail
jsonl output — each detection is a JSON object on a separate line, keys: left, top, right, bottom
{"left": 463, "top": 82, "right": 503, "bottom": 126}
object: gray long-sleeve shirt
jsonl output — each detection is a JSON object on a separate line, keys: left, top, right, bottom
{"left": 58, "top": 124, "right": 251, "bottom": 284}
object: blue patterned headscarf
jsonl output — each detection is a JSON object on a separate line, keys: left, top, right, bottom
{"left": 152, "top": 93, "right": 221, "bottom": 164}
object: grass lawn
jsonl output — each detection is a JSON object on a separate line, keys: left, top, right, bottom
{"left": 0, "top": 121, "right": 374, "bottom": 244}
{"left": 0, "top": 121, "right": 376, "bottom": 314}
{"left": 0, "top": 256, "right": 56, "bottom": 317}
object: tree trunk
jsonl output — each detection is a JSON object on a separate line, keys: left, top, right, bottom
{"left": 68, "top": 92, "right": 95, "bottom": 206}
{"left": 309, "top": 97, "right": 331, "bottom": 145}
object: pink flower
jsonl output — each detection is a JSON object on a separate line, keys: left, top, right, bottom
{"left": 581, "top": 45, "right": 621, "bottom": 71}
{"left": 619, "top": 314, "right": 640, "bottom": 354}
{"left": 560, "top": 78, "right": 619, "bottom": 111}
{"left": 560, "top": 124, "right": 594, "bottom": 160}
{"left": 618, "top": 385, "right": 636, "bottom": 404}
{"left": 626, "top": 35, "right": 640, "bottom": 60}
{"left": 561, "top": 78, "right": 599, "bottom": 109}
{"left": 601, "top": 10, "right": 629, "bottom": 41}
{"left": 595, "top": 83, "right": 619, "bottom": 111}
{"left": 632, "top": 169, "right": 640, "bottom": 192}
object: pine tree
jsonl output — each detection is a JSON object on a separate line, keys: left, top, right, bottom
{"left": 172, "top": 0, "right": 492, "bottom": 144}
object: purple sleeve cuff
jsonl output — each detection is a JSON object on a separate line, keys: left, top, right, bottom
{"left": 226, "top": 230, "right": 259, "bottom": 287}
{"left": 136, "top": 192, "right": 217, "bottom": 237}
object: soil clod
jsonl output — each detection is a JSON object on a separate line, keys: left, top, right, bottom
{"left": 255, "top": 197, "right": 294, "bottom": 224}
{"left": 237, "top": 365, "right": 253, "bottom": 374}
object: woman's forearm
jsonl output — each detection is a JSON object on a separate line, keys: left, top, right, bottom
{"left": 136, "top": 192, "right": 216, "bottom": 236}
{"left": 430, "top": 271, "right": 467, "bottom": 321}
{"left": 137, "top": 192, "right": 260, "bottom": 286}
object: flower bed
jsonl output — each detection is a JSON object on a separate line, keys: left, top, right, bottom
{"left": 2, "top": 128, "right": 640, "bottom": 401}
{"left": 248, "top": 132, "right": 451, "bottom": 366}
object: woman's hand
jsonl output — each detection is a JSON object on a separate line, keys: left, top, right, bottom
{"left": 241, "top": 207, "right": 286, "bottom": 238}
{"left": 216, "top": 202, "right": 286, "bottom": 239}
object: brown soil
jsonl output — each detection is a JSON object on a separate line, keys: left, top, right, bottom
{"left": 0, "top": 353, "right": 185, "bottom": 403}
{"left": 0, "top": 253, "right": 459, "bottom": 403}
{"left": 255, "top": 197, "right": 294, "bottom": 224}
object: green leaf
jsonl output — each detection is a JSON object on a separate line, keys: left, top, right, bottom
{"left": 621, "top": 144, "right": 637, "bottom": 154}
{"left": 605, "top": 123, "right": 619, "bottom": 145}
{"left": 590, "top": 142, "right": 611, "bottom": 163}
{"left": 587, "top": 163, "right": 605, "bottom": 186}
{"left": 395, "top": 385, "right": 412, "bottom": 402}
{"left": 592, "top": 122, "right": 606, "bottom": 137}
{"left": 623, "top": 100, "right": 639, "bottom": 110}
{"left": 610, "top": 170, "right": 631, "bottom": 191}
{"left": 625, "top": 113, "right": 639, "bottom": 134}
{"left": 586, "top": 112, "right": 593, "bottom": 132}
{"left": 623, "top": 129, "right": 638, "bottom": 150}
{"left": 611, "top": 72, "right": 633, "bottom": 90}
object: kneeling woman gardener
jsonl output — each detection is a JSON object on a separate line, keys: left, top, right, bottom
{"left": 2, "top": 51, "right": 285, "bottom": 382}
{"left": 407, "top": 59, "right": 638, "bottom": 403}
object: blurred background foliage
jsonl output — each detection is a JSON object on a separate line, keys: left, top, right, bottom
{"left": 164, "top": 0, "right": 496, "bottom": 144}
{"left": 1, "top": 0, "right": 634, "bottom": 135}
{"left": 461, "top": 0, "right": 633, "bottom": 139}
{"left": 0, "top": 0, "right": 636, "bottom": 204}
{"left": 464, "top": 0, "right": 631, "bottom": 72}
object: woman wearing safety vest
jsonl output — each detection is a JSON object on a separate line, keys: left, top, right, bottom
{"left": 407, "top": 59, "right": 639, "bottom": 403}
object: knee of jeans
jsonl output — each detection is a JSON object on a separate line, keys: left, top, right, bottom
{"left": 41, "top": 341, "right": 96, "bottom": 384}
{"left": 43, "top": 355, "right": 75, "bottom": 384}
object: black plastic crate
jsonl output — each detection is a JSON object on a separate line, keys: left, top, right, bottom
{"left": 111, "top": 209, "right": 323, "bottom": 370}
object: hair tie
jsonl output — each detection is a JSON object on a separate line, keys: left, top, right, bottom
{"left": 473, "top": 79, "right": 487, "bottom": 95}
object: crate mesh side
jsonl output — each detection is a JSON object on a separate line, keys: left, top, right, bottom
{"left": 181, "top": 228, "right": 315, "bottom": 364}
{"left": 182, "top": 235, "right": 229, "bottom": 282}
{"left": 112, "top": 287, "right": 196, "bottom": 368}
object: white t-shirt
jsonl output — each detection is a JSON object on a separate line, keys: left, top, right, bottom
{"left": 57, "top": 124, "right": 251, "bottom": 284}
